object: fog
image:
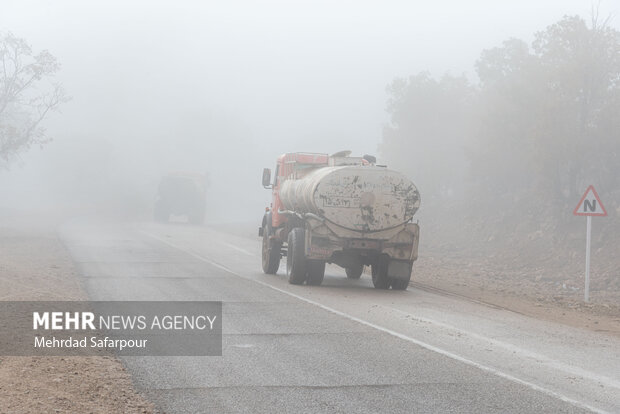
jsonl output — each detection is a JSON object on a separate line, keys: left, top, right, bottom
{"left": 3, "top": 5, "right": 620, "bottom": 411}
{"left": 0, "top": 0, "right": 618, "bottom": 222}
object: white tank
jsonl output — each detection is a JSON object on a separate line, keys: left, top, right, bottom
{"left": 279, "top": 166, "right": 420, "bottom": 232}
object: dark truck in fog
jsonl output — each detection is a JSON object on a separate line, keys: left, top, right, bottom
{"left": 154, "top": 173, "right": 207, "bottom": 224}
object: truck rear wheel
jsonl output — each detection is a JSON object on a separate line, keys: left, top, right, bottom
{"left": 287, "top": 228, "right": 307, "bottom": 285}
{"left": 154, "top": 201, "right": 169, "bottom": 222}
{"left": 371, "top": 256, "right": 390, "bottom": 289}
{"left": 262, "top": 225, "right": 281, "bottom": 274}
{"left": 345, "top": 264, "right": 363, "bottom": 279}
{"left": 306, "top": 260, "right": 325, "bottom": 286}
{"left": 390, "top": 273, "right": 412, "bottom": 290}
{"left": 188, "top": 208, "right": 205, "bottom": 225}
{"left": 390, "top": 261, "right": 412, "bottom": 290}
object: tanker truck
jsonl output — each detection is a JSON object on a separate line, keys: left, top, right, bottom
{"left": 259, "top": 151, "right": 421, "bottom": 290}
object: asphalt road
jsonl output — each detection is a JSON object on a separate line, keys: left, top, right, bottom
{"left": 59, "top": 218, "right": 620, "bottom": 413}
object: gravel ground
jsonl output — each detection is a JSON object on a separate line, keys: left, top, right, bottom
{"left": 0, "top": 213, "right": 154, "bottom": 414}
{"left": 412, "top": 200, "right": 620, "bottom": 335}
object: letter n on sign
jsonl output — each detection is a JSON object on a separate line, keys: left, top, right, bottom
{"left": 573, "top": 185, "right": 607, "bottom": 217}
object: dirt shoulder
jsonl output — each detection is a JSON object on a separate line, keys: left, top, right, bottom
{"left": 413, "top": 201, "right": 620, "bottom": 337}
{"left": 412, "top": 264, "right": 620, "bottom": 337}
{"left": 0, "top": 213, "right": 154, "bottom": 414}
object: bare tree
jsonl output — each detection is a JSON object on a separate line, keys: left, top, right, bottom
{"left": 0, "top": 32, "right": 68, "bottom": 167}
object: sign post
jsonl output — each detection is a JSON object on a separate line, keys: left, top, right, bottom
{"left": 573, "top": 185, "right": 607, "bottom": 302}
{"left": 584, "top": 215, "right": 591, "bottom": 302}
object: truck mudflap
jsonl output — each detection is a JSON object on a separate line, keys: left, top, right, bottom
{"left": 382, "top": 222, "right": 419, "bottom": 262}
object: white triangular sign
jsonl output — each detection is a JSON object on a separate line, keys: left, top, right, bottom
{"left": 573, "top": 185, "right": 607, "bottom": 217}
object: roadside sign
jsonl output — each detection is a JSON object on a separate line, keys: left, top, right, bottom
{"left": 573, "top": 185, "right": 607, "bottom": 216}
{"left": 573, "top": 185, "right": 607, "bottom": 303}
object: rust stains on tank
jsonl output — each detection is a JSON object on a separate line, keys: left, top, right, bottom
{"left": 279, "top": 166, "right": 420, "bottom": 232}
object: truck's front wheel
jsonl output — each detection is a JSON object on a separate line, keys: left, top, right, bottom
{"left": 262, "top": 225, "right": 281, "bottom": 274}
{"left": 287, "top": 228, "right": 307, "bottom": 285}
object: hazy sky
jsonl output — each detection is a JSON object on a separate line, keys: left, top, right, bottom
{"left": 1, "top": 0, "right": 618, "bottom": 219}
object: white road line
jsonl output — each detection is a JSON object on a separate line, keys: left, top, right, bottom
{"left": 385, "top": 307, "right": 620, "bottom": 391}
{"left": 140, "top": 229, "right": 608, "bottom": 414}
{"left": 218, "top": 241, "right": 256, "bottom": 257}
